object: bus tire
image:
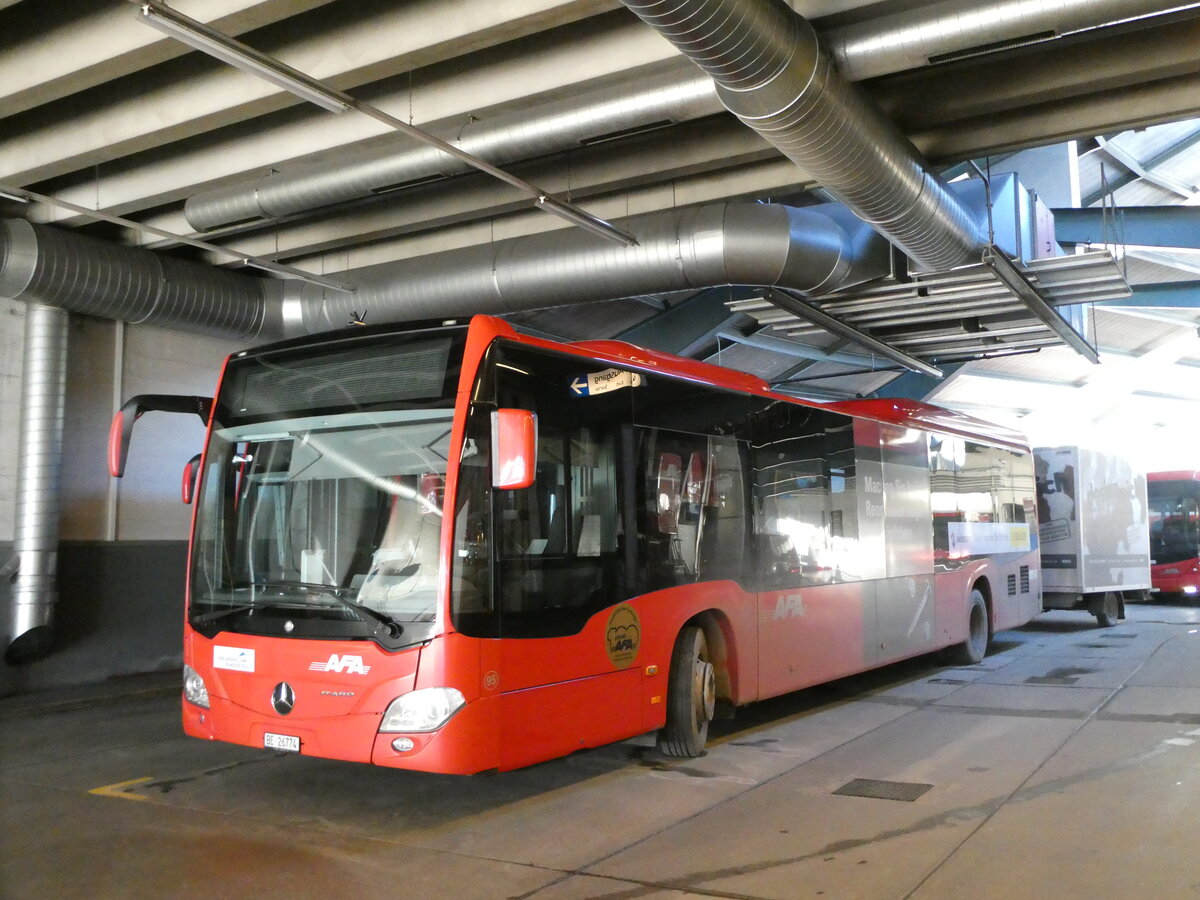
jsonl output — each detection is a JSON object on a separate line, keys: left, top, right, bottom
{"left": 1095, "top": 591, "right": 1120, "bottom": 628}
{"left": 948, "top": 589, "right": 989, "bottom": 666}
{"left": 658, "top": 625, "right": 716, "bottom": 758}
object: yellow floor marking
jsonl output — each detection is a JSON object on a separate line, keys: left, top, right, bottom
{"left": 88, "top": 776, "right": 155, "bottom": 802}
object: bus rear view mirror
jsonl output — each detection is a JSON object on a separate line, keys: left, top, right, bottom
{"left": 181, "top": 453, "right": 202, "bottom": 505}
{"left": 108, "top": 394, "right": 213, "bottom": 477}
{"left": 491, "top": 408, "right": 537, "bottom": 490}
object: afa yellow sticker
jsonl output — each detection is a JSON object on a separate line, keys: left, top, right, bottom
{"left": 605, "top": 604, "right": 641, "bottom": 669}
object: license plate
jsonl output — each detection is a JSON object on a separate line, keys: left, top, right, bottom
{"left": 263, "top": 732, "right": 300, "bottom": 753}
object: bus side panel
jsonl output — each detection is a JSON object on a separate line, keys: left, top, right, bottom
{"left": 933, "top": 567, "right": 974, "bottom": 648}
{"left": 993, "top": 549, "right": 1042, "bottom": 631}
{"left": 495, "top": 583, "right": 757, "bottom": 697}
{"left": 875, "top": 574, "right": 938, "bottom": 664}
{"left": 498, "top": 668, "right": 643, "bottom": 771}
{"left": 625, "top": 582, "right": 759, "bottom": 709}
{"left": 756, "top": 582, "right": 870, "bottom": 699}
{"left": 486, "top": 582, "right": 757, "bottom": 768}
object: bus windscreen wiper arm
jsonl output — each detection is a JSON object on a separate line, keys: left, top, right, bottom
{"left": 293, "top": 582, "right": 405, "bottom": 638}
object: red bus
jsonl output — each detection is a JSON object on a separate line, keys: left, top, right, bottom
{"left": 112, "top": 315, "right": 1041, "bottom": 773}
{"left": 1148, "top": 471, "right": 1200, "bottom": 597}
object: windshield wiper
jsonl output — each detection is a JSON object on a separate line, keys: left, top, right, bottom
{"left": 308, "top": 584, "right": 406, "bottom": 639}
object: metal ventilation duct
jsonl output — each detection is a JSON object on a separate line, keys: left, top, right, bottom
{"left": 825, "top": 0, "right": 1199, "bottom": 81}
{"left": 0, "top": 220, "right": 277, "bottom": 662}
{"left": 184, "top": 64, "right": 723, "bottom": 232}
{"left": 281, "top": 202, "right": 889, "bottom": 335}
{"left": 616, "top": 0, "right": 983, "bottom": 272}
{"left": 4, "top": 304, "right": 67, "bottom": 664}
{"left": 0, "top": 219, "right": 275, "bottom": 341}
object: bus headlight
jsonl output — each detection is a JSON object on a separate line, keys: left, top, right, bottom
{"left": 379, "top": 688, "right": 465, "bottom": 733}
{"left": 183, "top": 664, "right": 210, "bottom": 709}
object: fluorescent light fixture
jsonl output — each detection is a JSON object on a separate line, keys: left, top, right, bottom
{"left": 138, "top": 2, "right": 351, "bottom": 114}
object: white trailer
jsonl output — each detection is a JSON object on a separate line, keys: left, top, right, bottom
{"left": 1035, "top": 446, "right": 1151, "bottom": 626}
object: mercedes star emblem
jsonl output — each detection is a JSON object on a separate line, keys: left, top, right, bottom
{"left": 271, "top": 682, "right": 296, "bottom": 715}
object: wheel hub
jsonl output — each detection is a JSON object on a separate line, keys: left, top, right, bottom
{"left": 695, "top": 659, "right": 716, "bottom": 723}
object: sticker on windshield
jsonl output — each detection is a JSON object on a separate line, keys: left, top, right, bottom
{"left": 214, "top": 645, "right": 255, "bottom": 672}
{"left": 605, "top": 604, "right": 641, "bottom": 669}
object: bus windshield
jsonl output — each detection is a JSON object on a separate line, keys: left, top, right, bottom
{"left": 1148, "top": 478, "right": 1200, "bottom": 565}
{"left": 188, "top": 327, "right": 465, "bottom": 648}
{"left": 190, "top": 410, "right": 453, "bottom": 646}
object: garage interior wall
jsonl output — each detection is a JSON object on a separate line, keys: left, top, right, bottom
{"left": 0, "top": 302, "right": 239, "bottom": 695}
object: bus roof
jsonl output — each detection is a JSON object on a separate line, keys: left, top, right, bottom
{"left": 228, "top": 315, "right": 1029, "bottom": 452}
{"left": 1149, "top": 471, "right": 1200, "bottom": 482}
{"left": 825, "top": 397, "right": 1029, "bottom": 451}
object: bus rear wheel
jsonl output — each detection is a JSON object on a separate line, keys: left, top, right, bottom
{"left": 947, "top": 589, "right": 989, "bottom": 666}
{"left": 659, "top": 625, "right": 716, "bottom": 758}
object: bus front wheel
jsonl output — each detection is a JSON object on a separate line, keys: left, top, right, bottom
{"left": 659, "top": 625, "right": 716, "bottom": 758}
{"left": 947, "top": 589, "right": 990, "bottom": 666}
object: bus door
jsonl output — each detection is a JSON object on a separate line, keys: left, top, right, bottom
{"left": 482, "top": 346, "right": 643, "bottom": 768}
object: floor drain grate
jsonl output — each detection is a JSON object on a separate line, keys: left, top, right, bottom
{"left": 833, "top": 778, "right": 933, "bottom": 802}
{"left": 1026, "top": 666, "right": 1094, "bottom": 686}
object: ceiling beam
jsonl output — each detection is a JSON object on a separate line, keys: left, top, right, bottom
{"left": 1093, "top": 281, "right": 1200, "bottom": 307}
{"left": 874, "top": 12, "right": 1200, "bottom": 164}
{"left": 0, "top": 0, "right": 617, "bottom": 186}
{"left": 1053, "top": 206, "right": 1200, "bottom": 250}
{"left": 0, "top": 0, "right": 339, "bottom": 117}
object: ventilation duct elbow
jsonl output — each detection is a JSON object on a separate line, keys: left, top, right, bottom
{"left": 0, "top": 219, "right": 276, "bottom": 341}
{"left": 618, "top": 0, "right": 983, "bottom": 272}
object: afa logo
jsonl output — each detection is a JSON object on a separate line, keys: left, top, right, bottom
{"left": 309, "top": 654, "right": 371, "bottom": 675}
{"left": 605, "top": 604, "right": 641, "bottom": 669}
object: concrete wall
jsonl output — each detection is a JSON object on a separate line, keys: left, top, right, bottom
{"left": 0, "top": 307, "right": 242, "bottom": 696}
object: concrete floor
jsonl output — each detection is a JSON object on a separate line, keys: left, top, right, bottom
{"left": 5, "top": 603, "right": 1200, "bottom": 899}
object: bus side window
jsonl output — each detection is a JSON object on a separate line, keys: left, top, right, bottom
{"left": 750, "top": 405, "right": 856, "bottom": 588}
{"left": 655, "top": 453, "right": 682, "bottom": 533}
{"left": 638, "top": 430, "right": 745, "bottom": 589}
